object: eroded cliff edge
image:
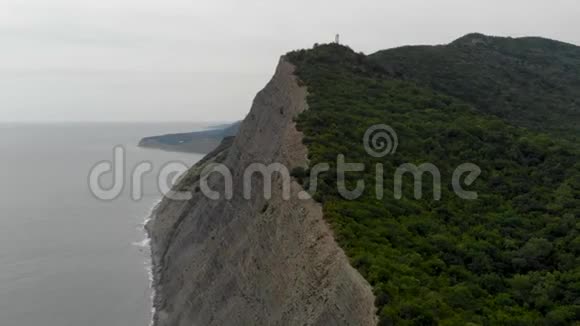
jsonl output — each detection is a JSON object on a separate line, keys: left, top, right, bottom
{"left": 146, "top": 58, "right": 376, "bottom": 326}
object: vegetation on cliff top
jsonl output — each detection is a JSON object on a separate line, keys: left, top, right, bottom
{"left": 286, "top": 37, "right": 580, "bottom": 325}
{"left": 368, "top": 33, "right": 580, "bottom": 141}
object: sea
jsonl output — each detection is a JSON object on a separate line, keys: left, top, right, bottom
{"left": 0, "top": 123, "right": 205, "bottom": 326}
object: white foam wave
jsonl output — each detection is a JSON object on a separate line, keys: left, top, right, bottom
{"left": 138, "top": 198, "right": 163, "bottom": 326}
{"left": 132, "top": 238, "right": 151, "bottom": 248}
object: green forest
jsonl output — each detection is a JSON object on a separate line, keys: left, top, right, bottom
{"left": 286, "top": 38, "right": 580, "bottom": 325}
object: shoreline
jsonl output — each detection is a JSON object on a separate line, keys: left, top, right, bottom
{"left": 141, "top": 198, "right": 164, "bottom": 326}
{"left": 140, "top": 154, "right": 207, "bottom": 326}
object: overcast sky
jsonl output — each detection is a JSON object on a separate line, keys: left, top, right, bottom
{"left": 0, "top": 0, "right": 578, "bottom": 122}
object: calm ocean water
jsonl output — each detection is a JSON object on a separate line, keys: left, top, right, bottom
{"left": 0, "top": 123, "right": 204, "bottom": 326}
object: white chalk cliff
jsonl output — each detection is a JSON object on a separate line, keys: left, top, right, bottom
{"left": 146, "top": 58, "right": 377, "bottom": 326}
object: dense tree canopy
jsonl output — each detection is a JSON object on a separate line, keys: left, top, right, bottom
{"left": 369, "top": 33, "right": 580, "bottom": 142}
{"left": 286, "top": 39, "right": 580, "bottom": 325}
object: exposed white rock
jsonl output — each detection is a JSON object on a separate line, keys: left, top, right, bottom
{"left": 146, "top": 58, "right": 377, "bottom": 326}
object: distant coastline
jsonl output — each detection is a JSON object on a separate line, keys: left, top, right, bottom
{"left": 138, "top": 121, "right": 241, "bottom": 154}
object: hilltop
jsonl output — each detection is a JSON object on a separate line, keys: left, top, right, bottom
{"left": 369, "top": 34, "right": 580, "bottom": 140}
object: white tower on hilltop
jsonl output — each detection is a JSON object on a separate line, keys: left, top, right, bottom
{"left": 335, "top": 34, "right": 340, "bottom": 44}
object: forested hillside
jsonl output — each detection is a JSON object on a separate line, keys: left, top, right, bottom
{"left": 369, "top": 33, "right": 580, "bottom": 142}
{"left": 287, "top": 36, "right": 580, "bottom": 325}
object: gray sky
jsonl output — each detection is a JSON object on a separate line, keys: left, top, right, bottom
{"left": 1, "top": 0, "right": 578, "bottom": 122}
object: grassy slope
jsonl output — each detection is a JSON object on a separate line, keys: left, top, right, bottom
{"left": 286, "top": 41, "right": 580, "bottom": 325}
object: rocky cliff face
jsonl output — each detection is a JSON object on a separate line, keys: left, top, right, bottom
{"left": 146, "top": 58, "right": 376, "bottom": 326}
